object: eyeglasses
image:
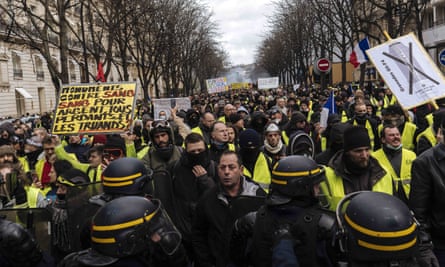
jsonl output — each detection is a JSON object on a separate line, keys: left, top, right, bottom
{"left": 152, "top": 120, "right": 170, "bottom": 129}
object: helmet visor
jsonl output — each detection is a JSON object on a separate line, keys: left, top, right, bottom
{"left": 147, "top": 201, "right": 182, "bottom": 255}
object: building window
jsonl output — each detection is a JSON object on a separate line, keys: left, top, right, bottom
{"left": 35, "top": 55, "right": 44, "bottom": 81}
{"left": 69, "top": 60, "right": 76, "bottom": 82}
{"left": 12, "top": 52, "right": 23, "bottom": 80}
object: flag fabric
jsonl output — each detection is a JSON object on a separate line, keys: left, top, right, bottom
{"left": 96, "top": 62, "right": 106, "bottom": 82}
{"left": 349, "top": 37, "right": 370, "bottom": 68}
{"left": 323, "top": 90, "right": 337, "bottom": 115}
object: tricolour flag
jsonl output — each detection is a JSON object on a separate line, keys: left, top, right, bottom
{"left": 323, "top": 90, "right": 337, "bottom": 115}
{"left": 349, "top": 37, "right": 370, "bottom": 68}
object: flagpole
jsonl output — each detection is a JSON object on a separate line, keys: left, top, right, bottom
{"left": 382, "top": 31, "right": 439, "bottom": 111}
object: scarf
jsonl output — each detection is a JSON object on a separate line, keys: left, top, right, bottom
{"left": 264, "top": 139, "right": 283, "bottom": 154}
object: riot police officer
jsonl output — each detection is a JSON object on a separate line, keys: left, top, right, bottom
{"left": 251, "top": 155, "right": 336, "bottom": 266}
{"left": 59, "top": 196, "right": 183, "bottom": 267}
{"left": 89, "top": 157, "right": 153, "bottom": 206}
{"left": 335, "top": 191, "right": 427, "bottom": 267}
{"left": 0, "top": 217, "right": 55, "bottom": 267}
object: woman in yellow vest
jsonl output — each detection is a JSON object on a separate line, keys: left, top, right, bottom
{"left": 320, "top": 126, "right": 393, "bottom": 211}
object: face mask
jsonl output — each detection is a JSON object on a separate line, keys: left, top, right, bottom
{"left": 159, "top": 115, "right": 167, "bottom": 120}
{"left": 240, "top": 147, "right": 259, "bottom": 162}
{"left": 56, "top": 193, "right": 66, "bottom": 201}
{"left": 186, "top": 151, "right": 208, "bottom": 167}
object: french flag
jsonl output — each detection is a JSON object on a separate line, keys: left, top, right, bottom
{"left": 349, "top": 37, "right": 370, "bottom": 68}
{"left": 323, "top": 90, "right": 337, "bottom": 115}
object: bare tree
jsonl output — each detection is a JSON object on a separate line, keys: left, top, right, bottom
{"left": 0, "top": 0, "right": 78, "bottom": 94}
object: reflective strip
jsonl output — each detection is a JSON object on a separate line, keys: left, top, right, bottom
{"left": 258, "top": 182, "right": 270, "bottom": 189}
{"left": 93, "top": 211, "right": 156, "bottom": 231}
{"left": 272, "top": 168, "right": 321, "bottom": 177}
{"left": 345, "top": 214, "right": 416, "bottom": 237}
{"left": 271, "top": 178, "right": 287, "bottom": 185}
{"left": 102, "top": 181, "right": 133, "bottom": 187}
{"left": 103, "top": 172, "right": 142, "bottom": 182}
{"left": 92, "top": 236, "right": 116, "bottom": 244}
{"left": 358, "top": 237, "right": 417, "bottom": 251}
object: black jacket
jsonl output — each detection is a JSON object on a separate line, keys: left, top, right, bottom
{"left": 169, "top": 156, "right": 217, "bottom": 244}
{"left": 410, "top": 142, "right": 445, "bottom": 249}
{"left": 192, "top": 177, "right": 266, "bottom": 267}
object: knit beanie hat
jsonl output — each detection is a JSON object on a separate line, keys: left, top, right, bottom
{"left": 343, "top": 126, "right": 370, "bottom": 151}
{"left": 239, "top": 128, "right": 261, "bottom": 149}
{"left": 104, "top": 134, "right": 126, "bottom": 154}
{"left": 0, "top": 145, "right": 16, "bottom": 157}
{"left": 93, "top": 135, "right": 107, "bottom": 146}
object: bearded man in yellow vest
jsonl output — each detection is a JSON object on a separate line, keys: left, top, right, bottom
{"left": 372, "top": 125, "right": 416, "bottom": 205}
{"left": 320, "top": 125, "right": 393, "bottom": 211}
{"left": 238, "top": 128, "right": 272, "bottom": 192}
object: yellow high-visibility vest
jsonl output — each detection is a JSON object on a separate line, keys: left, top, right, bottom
{"left": 243, "top": 153, "right": 271, "bottom": 192}
{"left": 320, "top": 165, "right": 393, "bottom": 211}
{"left": 372, "top": 148, "right": 415, "bottom": 198}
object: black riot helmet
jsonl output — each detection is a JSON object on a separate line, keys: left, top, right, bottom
{"left": 102, "top": 157, "right": 153, "bottom": 196}
{"left": 267, "top": 155, "right": 325, "bottom": 205}
{"left": 0, "top": 218, "right": 43, "bottom": 267}
{"left": 336, "top": 191, "right": 418, "bottom": 262}
{"left": 78, "top": 196, "right": 182, "bottom": 266}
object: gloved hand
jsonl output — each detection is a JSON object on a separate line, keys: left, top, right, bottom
{"left": 273, "top": 224, "right": 293, "bottom": 247}
{"left": 417, "top": 230, "right": 440, "bottom": 267}
{"left": 233, "top": 211, "right": 257, "bottom": 238}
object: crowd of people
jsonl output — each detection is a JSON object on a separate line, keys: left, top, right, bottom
{"left": 0, "top": 82, "right": 444, "bottom": 266}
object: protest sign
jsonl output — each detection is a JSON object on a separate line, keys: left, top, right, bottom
{"left": 206, "top": 77, "right": 228, "bottom": 93}
{"left": 52, "top": 82, "right": 137, "bottom": 135}
{"left": 258, "top": 77, "right": 279, "bottom": 90}
{"left": 152, "top": 97, "right": 191, "bottom": 120}
{"left": 366, "top": 33, "right": 445, "bottom": 109}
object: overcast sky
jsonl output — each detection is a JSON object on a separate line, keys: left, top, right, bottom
{"left": 203, "top": 0, "right": 275, "bottom": 66}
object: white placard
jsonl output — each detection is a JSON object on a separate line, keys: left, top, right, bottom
{"left": 152, "top": 97, "right": 191, "bottom": 120}
{"left": 366, "top": 33, "right": 445, "bottom": 109}
{"left": 258, "top": 77, "right": 279, "bottom": 90}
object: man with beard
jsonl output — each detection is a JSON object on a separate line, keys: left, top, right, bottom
{"left": 239, "top": 128, "right": 272, "bottom": 192}
{"left": 142, "top": 120, "right": 183, "bottom": 172}
{"left": 191, "top": 112, "right": 216, "bottom": 145}
{"left": 320, "top": 125, "right": 393, "bottom": 211}
{"left": 168, "top": 133, "right": 217, "bottom": 262}
{"left": 347, "top": 101, "right": 380, "bottom": 150}
{"left": 372, "top": 125, "right": 416, "bottom": 204}
{"left": 261, "top": 122, "right": 286, "bottom": 165}
{"left": 208, "top": 121, "right": 235, "bottom": 162}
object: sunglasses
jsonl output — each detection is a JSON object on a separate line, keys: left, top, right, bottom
{"left": 103, "top": 148, "right": 123, "bottom": 158}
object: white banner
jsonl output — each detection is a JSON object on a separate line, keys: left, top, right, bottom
{"left": 152, "top": 97, "right": 191, "bottom": 120}
{"left": 258, "top": 77, "right": 279, "bottom": 90}
{"left": 366, "top": 33, "right": 445, "bottom": 109}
